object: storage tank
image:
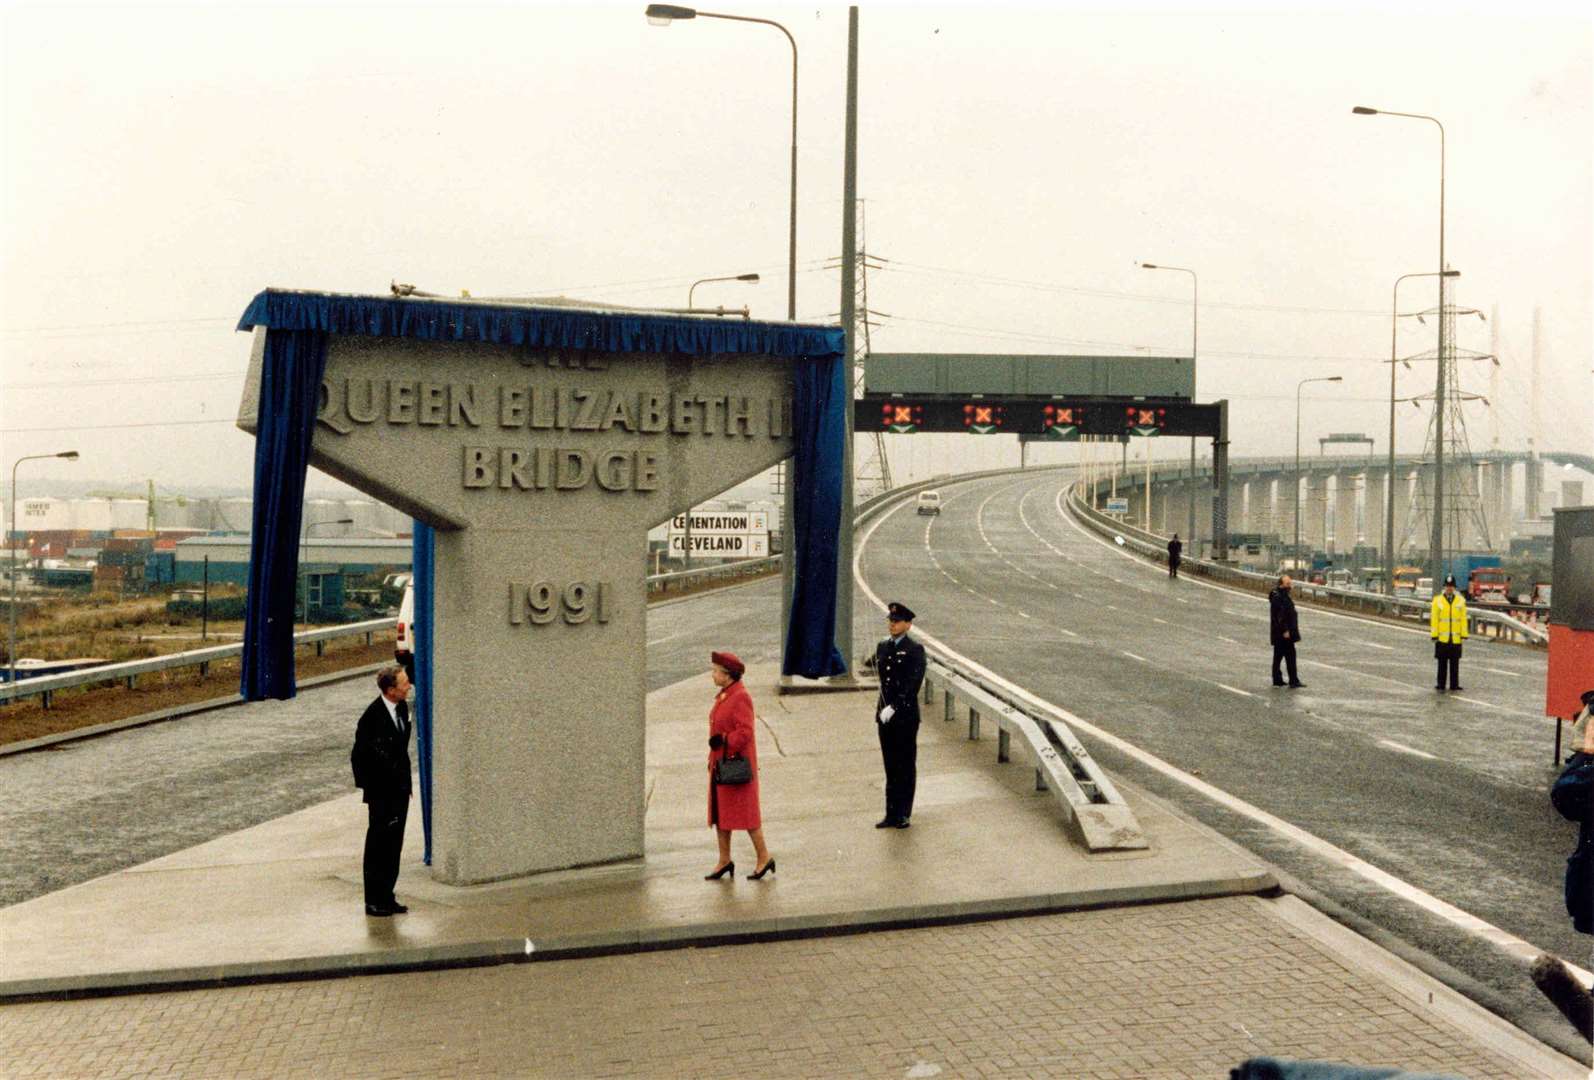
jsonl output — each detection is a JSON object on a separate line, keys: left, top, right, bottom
{"left": 215, "top": 498, "right": 253, "bottom": 534}
{"left": 341, "top": 499, "right": 380, "bottom": 534}
{"left": 15, "top": 497, "right": 74, "bottom": 533}
{"left": 372, "top": 502, "right": 410, "bottom": 535}
{"left": 304, "top": 499, "right": 344, "bottom": 537}
{"left": 111, "top": 498, "right": 148, "bottom": 530}
{"left": 72, "top": 498, "right": 113, "bottom": 532}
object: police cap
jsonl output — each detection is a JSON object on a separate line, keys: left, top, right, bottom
{"left": 886, "top": 602, "right": 916, "bottom": 623}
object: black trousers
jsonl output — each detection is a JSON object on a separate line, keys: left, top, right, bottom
{"left": 1435, "top": 642, "right": 1462, "bottom": 689}
{"left": 1168, "top": 557, "right": 1180, "bottom": 579}
{"left": 363, "top": 794, "right": 408, "bottom": 906}
{"left": 877, "top": 716, "right": 920, "bottom": 822}
{"left": 1272, "top": 640, "right": 1299, "bottom": 685}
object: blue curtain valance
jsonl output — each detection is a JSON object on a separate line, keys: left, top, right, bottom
{"left": 238, "top": 289, "right": 845, "bottom": 361}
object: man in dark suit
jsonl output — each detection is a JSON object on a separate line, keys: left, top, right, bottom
{"left": 1269, "top": 575, "right": 1304, "bottom": 688}
{"left": 1167, "top": 534, "right": 1183, "bottom": 579}
{"left": 351, "top": 666, "right": 413, "bottom": 916}
{"left": 874, "top": 601, "right": 927, "bottom": 829}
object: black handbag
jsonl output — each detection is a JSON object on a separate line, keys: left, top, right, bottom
{"left": 714, "top": 753, "right": 752, "bottom": 785}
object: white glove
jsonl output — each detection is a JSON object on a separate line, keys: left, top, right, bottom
{"left": 879, "top": 704, "right": 895, "bottom": 722}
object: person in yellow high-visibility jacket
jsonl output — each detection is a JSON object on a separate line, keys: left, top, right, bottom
{"left": 1430, "top": 574, "right": 1468, "bottom": 691}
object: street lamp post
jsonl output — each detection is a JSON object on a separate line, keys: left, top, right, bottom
{"left": 646, "top": 3, "right": 802, "bottom": 669}
{"left": 1295, "top": 377, "right": 1342, "bottom": 571}
{"left": 688, "top": 272, "right": 760, "bottom": 309}
{"left": 646, "top": 6, "right": 797, "bottom": 322}
{"left": 8, "top": 450, "right": 79, "bottom": 687}
{"left": 1354, "top": 104, "right": 1447, "bottom": 587}
{"left": 1139, "top": 263, "right": 1197, "bottom": 547}
{"left": 1385, "top": 269, "right": 1460, "bottom": 593}
{"left": 299, "top": 518, "right": 354, "bottom": 627}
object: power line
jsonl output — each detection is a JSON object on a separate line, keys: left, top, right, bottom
{"left": 0, "top": 418, "right": 237, "bottom": 434}
{"left": 0, "top": 315, "right": 234, "bottom": 335}
{"left": 879, "top": 313, "right": 1392, "bottom": 363}
{"left": 0, "top": 370, "right": 247, "bottom": 391}
{"left": 877, "top": 258, "right": 1393, "bottom": 317}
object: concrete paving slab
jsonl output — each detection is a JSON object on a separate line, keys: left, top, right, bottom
{"left": 0, "top": 662, "right": 1272, "bottom": 999}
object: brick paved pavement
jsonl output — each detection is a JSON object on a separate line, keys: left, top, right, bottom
{"left": 0, "top": 896, "right": 1549, "bottom": 1079}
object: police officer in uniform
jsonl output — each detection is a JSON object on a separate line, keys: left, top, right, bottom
{"left": 874, "top": 602, "right": 927, "bottom": 829}
{"left": 1431, "top": 574, "right": 1468, "bottom": 691}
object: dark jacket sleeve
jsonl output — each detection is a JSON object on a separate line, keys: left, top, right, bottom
{"left": 351, "top": 702, "right": 378, "bottom": 790}
{"left": 1552, "top": 753, "right": 1594, "bottom": 822}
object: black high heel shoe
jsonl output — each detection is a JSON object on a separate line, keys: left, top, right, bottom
{"left": 704, "top": 861, "right": 735, "bottom": 880}
{"left": 746, "top": 857, "right": 776, "bottom": 880}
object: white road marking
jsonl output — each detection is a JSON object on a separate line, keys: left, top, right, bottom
{"left": 1053, "top": 488, "right": 1436, "bottom": 640}
{"left": 1059, "top": 627, "right": 1079, "bottom": 637}
{"left": 1217, "top": 636, "right": 1240, "bottom": 645}
{"left": 1018, "top": 612, "right": 1032, "bottom": 619}
{"left": 854, "top": 479, "right": 1590, "bottom": 989}
{"left": 1474, "top": 666, "right": 1523, "bottom": 678}
{"left": 1452, "top": 695, "right": 1499, "bottom": 709}
{"left": 1361, "top": 641, "right": 1396, "bottom": 652}
{"left": 1379, "top": 739, "right": 1438, "bottom": 761}
{"left": 1122, "top": 651, "right": 1149, "bottom": 663}
{"left": 1216, "top": 683, "right": 1254, "bottom": 698}
{"left": 1153, "top": 617, "right": 1170, "bottom": 625}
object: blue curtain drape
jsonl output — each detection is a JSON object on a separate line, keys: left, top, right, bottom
{"left": 237, "top": 287, "right": 848, "bottom": 694}
{"left": 783, "top": 354, "right": 849, "bottom": 678}
{"left": 239, "top": 328, "right": 329, "bottom": 700}
{"left": 412, "top": 522, "right": 435, "bottom": 865}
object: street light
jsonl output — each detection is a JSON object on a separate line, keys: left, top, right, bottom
{"left": 1139, "top": 262, "right": 1197, "bottom": 546}
{"left": 646, "top": 5, "right": 797, "bottom": 322}
{"left": 9, "top": 450, "right": 79, "bottom": 687}
{"left": 1385, "top": 269, "right": 1460, "bottom": 593}
{"left": 1295, "top": 377, "right": 1342, "bottom": 570}
{"left": 1355, "top": 104, "right": 1448, "bottom": 587}
{"left": 299, "top": 518, "right": 355, "bottom": 626}
{"left": 688, "top": 272, "right": 760, "bottom": 308}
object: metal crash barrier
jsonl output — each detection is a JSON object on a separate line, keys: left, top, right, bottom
{"left": 921, "top": 655, "right": 1148, "bottom": 852}
{"left": 1068, "top": 480, "right": 1547, "bottom": 647}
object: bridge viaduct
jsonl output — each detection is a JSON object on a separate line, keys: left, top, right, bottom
{"left": 1108, "top": 449, "right": 1593, "bottom": 559}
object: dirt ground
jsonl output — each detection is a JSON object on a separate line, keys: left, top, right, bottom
{"left": 0, "top": 634, "right": 397, "bottom": 747}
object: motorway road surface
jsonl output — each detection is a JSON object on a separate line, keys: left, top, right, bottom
{"left": 857, "top": 469, "right": 1583, "bottom": 1057}
{"left": 2, "top": 471, "right": 1583, "bottom": 1056}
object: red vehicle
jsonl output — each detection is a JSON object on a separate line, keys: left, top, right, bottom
{"left": 1467, "top": 567, "right": 1511, "bottom": 603}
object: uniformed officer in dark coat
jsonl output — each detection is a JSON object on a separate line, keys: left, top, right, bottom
{"left": 874, "top": 601, "right": 927, "bottom": 829}
{"left": 351, "top": 665, "right": 413, "bottom": 916}
{"left": 1269, "top": 575, "right": 1304, "bottom": 688}
{"left": 1167, "top": 534, "right": 1183, "bottom": 579}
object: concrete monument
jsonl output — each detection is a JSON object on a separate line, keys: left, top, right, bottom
{"left": 239, "top": 296, "right": 824, "bottom": 884}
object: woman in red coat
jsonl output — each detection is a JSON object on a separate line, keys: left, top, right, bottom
{"left": 705, "top": 651, "right": 775, "bottom": 881}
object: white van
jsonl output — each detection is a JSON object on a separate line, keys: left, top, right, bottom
{"left": 916, "top": 490, "right": 942, "bottom": 516}
{"left": 395, "top": 581, "right": 416, "bottom": 676}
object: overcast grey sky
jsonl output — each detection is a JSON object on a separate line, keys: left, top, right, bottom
{"left": 1, "top": 0, "right": 1589, "bottom": 497}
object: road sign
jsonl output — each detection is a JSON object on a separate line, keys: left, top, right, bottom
{"left": 669, "top": 511, "right": 769, "bottom": 535}
{"left": 1124, "top": 405, "right": 1166, "bottom": 437}
{"left": 1105, "top": 498, "right": 1130, "bottom": 515}
{"left": 667, "top": 533, "right": 769, "bottom": 558}
{"left": 856, "top": 397, "right": 1220, "bottom": 438}
{"left": 961, "top": 402, "right": 1006, "bottom": 434}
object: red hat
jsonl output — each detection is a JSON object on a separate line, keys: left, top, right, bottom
{"left": 710, "top": 651, "right": 745, "bottom": 677}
